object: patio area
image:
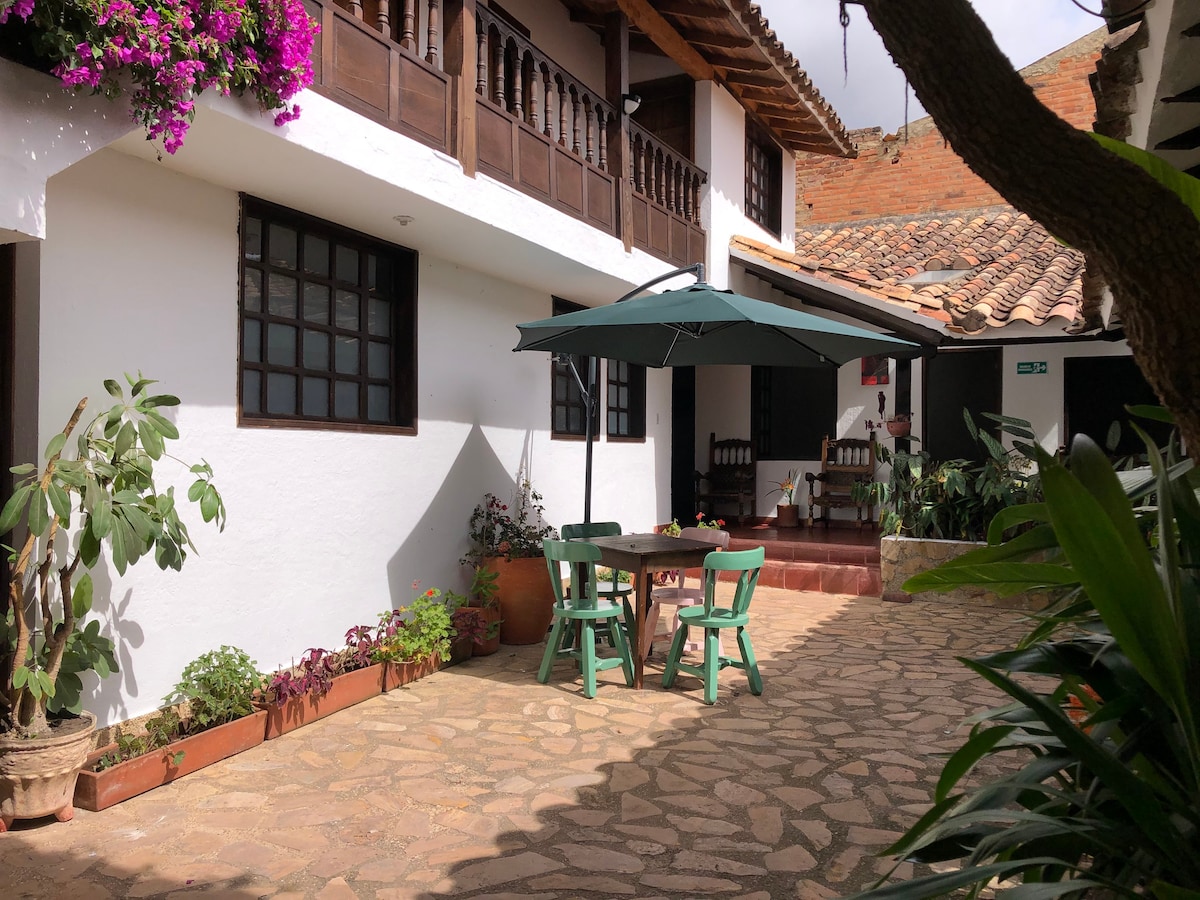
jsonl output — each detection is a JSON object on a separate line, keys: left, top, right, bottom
{"left": 1, "top": 586, "right": 1029, "bottom": 899}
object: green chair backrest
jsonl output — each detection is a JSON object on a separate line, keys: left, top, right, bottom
{"left": 561, "top": 521, "right": 621, "bottom": 540}
{"left": 543, "top": 538, "right": 602, "bottom": 608}
{"left": 703, "top": 546, "right": 765, "bottom": 617}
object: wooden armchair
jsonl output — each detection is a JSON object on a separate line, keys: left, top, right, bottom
{"left": 806, "top": 436, "right": 876, "bottom": 529}
{"left": 694, "top": 433, "right": 756, "bottom": 525}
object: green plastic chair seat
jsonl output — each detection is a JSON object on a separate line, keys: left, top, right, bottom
{"left": 662, "top": 546, "right": 765, "bottom": 705}
{"left": 538, "top": 538, "right": 634, "bottom": 699}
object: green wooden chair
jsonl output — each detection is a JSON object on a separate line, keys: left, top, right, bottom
{"left": 662, "top": 546, "right": 765, "bottom": 705}
{"left": 538, "top": 538, "right": 634, "bottom": 699}
{"left": 561, "top": 521, "right": 635, "bottom": 646}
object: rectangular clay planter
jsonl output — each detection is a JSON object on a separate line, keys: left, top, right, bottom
{"left": 74, "top": 709, "right": 268, "bottom": 812}
{"left": 259, "top": 663, "right": 384, "bottom": 740}
{"left": 382, "top": 656, "right": 440, "bottom": 690}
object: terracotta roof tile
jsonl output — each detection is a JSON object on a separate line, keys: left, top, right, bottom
{"left": 731, "top": 206, "right": 1092, "bottom": 334}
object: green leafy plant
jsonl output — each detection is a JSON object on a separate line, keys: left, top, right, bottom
{"left": 853, "top": 422, "right": 1200, "bottom": 899}
{"left": 372, "top": 589, "right": 455, "bottom": 664}
{"left": 693, "top": 513, "right": 726, "bottom": 530}
{"left": 95, "top": 708, "right": 183, "bottom": 770}
{"left": 1, "top": 374, "right": 224, "bottom": 737}
{"left": 467, "top": 565, "right": 500, "bottom": 611}
{"left": 659, "top": 519, "right": 682, "bottom": 537}
{"left": 461, "top": 481, "right": 558, "bottom": 566}
{"left": 857, "top": 410, "right": 1039, "bottom": 541}
{"left": 166, "top": 645, "right": 265, "bottom": 732}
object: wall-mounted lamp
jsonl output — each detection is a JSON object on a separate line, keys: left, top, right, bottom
{"left": 622, "top": 93, "right": 642, "bottom": 116}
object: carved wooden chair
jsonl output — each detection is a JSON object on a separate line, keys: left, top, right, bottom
{"left": 694, "top": 433, "right": 756, "bottom": 525}
{"left": 806, "top": 436, "right": 876, "bottom": 530}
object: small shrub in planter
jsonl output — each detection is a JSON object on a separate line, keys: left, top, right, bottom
{"left": 75, "top": 646, "right": 267, "bottom": 811}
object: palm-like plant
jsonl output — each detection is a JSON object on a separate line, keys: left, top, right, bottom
{"left": 852, "top": 422, "right": 1200, "bottom": 898}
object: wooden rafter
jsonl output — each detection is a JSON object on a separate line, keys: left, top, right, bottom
{"left": 653, "top": 0, "right": 726, "bottom": 20}
{"left": 615, "top": 0, "right": 715, "bottom": 81}
{"left": 679, "top": 29, "right": 754, "bottom": 50}
{"left": 705, "top": 52, "right": 772, "bottom": 72}
{"left": 723, "top": 72, "right": 783, "bottom": 90}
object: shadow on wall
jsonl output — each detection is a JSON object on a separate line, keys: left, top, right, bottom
{"left": 384, "top": 423, "right": 539, "bottom": 599}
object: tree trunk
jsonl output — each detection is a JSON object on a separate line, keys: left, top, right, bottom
{"left": 859, "top": 0, "right": 1200, "bottom": 455}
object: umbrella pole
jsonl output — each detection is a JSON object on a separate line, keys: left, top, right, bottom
{"left": 582, "top": 355, "right": 597, "bottom": 525}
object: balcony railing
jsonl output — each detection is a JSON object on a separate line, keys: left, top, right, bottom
{"left": 302, "top": 0, "right": 705, "bottom": 265}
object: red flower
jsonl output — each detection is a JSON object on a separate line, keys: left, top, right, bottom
{"left": 696, "top": 512, "right": 704, "bottom": 520}
{"left": 425, "top": 589, "right": 436, "bottom": 597}
{"left": 717, "top": 519, "right": 726, "bottom": 526}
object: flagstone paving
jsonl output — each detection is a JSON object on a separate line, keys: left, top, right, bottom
{"left": 3, "top": 587, "right": 1031, "bottom": 899}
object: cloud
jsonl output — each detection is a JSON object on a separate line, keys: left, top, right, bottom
{"left": 761, "top": 0, "right": 1101, "bottom": 131}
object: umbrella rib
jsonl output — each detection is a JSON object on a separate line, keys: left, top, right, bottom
{"left": 764, "top": 324, "right": 833, "bottom": 365}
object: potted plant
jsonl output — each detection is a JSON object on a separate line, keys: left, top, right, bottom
{"left": 75, "top": 645, "right": 267, "bottom": 812}
{"left": 767, "top": 469, "right": 801, "bottom": 527}
{"left": 0, "top": 374, "right": 223, "bottom": 831}
{"left": 461, "top": 480, "right": 558, "bottom": 644}
{"left": 376, "top": 588, "right": 455, "bottom": 690}
{"left": 464, "top": 566, "right": 501, "bottom": 657}
{"left": 257, "top": 640, "right": 384, "bottom": 741}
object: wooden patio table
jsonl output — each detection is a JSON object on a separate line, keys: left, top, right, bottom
{"left": 588, "top": 533, "right": 716, "bottom": 689}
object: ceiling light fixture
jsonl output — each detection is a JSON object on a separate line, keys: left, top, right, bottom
{"left": 392, "top": 215, "right": 414, "bottom": 226}
{"left": 622, "top": 93, "right": 642, "bottom": 116}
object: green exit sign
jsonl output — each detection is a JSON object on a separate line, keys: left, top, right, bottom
{"left": 1017, "top": 361, "right": 1048, "bottom": 375}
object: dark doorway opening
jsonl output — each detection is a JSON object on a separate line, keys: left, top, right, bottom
{"left": 1064, "top": 355, "right": 1170, "bottom": 455}
{"left": 924, "top": 348, "right": 1002, "bottom": 461}
{"left": 670, "top": 367, "right": 696, "bottom": 522}
{"left": 1, "top": 244, "right": 13, "bottom": 601}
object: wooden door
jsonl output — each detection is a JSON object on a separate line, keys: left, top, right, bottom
{"left": 923, "top": 348, "right": 1002, "bottom": 462}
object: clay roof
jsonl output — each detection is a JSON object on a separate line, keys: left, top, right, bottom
{"left": 732, "top": 208, "right": 1094, "bottom": 335}
{"left": 556, "top": 0, "right": 853, "bottom": 157}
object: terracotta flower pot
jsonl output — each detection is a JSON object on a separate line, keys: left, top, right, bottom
{"left": 471, "top": 606, "right": 502, "bottom": 656}
{"left": 382, "top": 656, "right": 440, "bottom": 690}
{"left": 886, "top": 418, "right": 911, "bottom": 437}
{"left": 1, "top": 711, "right": 96, "bottom": 831}
{"left": 485, "top": 555, "right": 555, "bottom": 645}
{"left": 74, "top": 710, "right": 267, "bottom": 812}
{"left": 444, "top": 635, "right": 473, "bottom": 668}
{"left": 258, "top": 664, "right": 384, "bottom": 739}
{"left": 776, "top": 503, "right": 801, "bottom": 528}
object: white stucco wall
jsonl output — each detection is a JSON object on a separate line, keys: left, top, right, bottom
{"left": 31, "top": 149, "right": 668, "bottom": 727}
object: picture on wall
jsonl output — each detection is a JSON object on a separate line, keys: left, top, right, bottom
{"left": 861, "top": 355, "right": 889, "bottom": 386}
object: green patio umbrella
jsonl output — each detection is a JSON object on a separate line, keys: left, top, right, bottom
{"left": 513, "top": 273, "right": 921, "bottom": 521}
{"left": 514, "top": 281, "right": 919, "bottom": 367}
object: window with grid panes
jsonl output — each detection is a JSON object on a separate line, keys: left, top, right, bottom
{"left": 745, "top": 123, "right": 782, "bottom": 237}
{"left": 606, "top": 359, "right": 645, "bottom": 440}
{"left": 550, "top": 297, "right": 598, "bottom": 438}
{"left": 239, "top": 199, "right": 416, "bottom": 430}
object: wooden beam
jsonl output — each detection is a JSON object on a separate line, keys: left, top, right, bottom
{"left": 615, "top": 0, "right": 714, "bottom": 81}
{"left": 606, "top": 11, "right": 634, "bottom": 254}
{"left": 679, "top": 29, "right": 753, "bottom": 50}
{"left": 445, "top": 0, "right": 477, "bottom": 177}
{"left": 705, "top": 53, "right": 772, "bottom": 72}
{"left": 722, "top": 71, "right": 783, "bottom": 89}
{"left": 652, "top": 0, "right": 726, "bottom": 20}
{"left": 734, "top": 85, "right": 802, "bottom": 105}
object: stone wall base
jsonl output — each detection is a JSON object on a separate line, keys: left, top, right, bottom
{"left": 880, "top": 535, "right": 1050, "bottom": 611}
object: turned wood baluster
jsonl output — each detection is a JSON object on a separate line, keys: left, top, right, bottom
{"left": 425, "top": 0, "right": 440, "bottom": 66}
{"left": 633, "top": 135, "right": 645, "bottom": 194}
{"left": 347, "top": 0, "right": 363, "bottom": 21}
{"left": 400, "top": 0, "right": 416, "bottom": 50}
{"left": 511, "top": 48, "right": 524, "bottom": 120}
{"left": 570, "top": 88, "right": 581, "bottom": 156}
{"left": 558, "top": 79, "right": 569, "bottom": 146}
{"left": 584, "top": 99, "right": 594, "bottom": 164}
{"left": 692, "top": 178, "right": 701, "bottom": 224}
{"left": 476, "top": 26, "right": 487, "bottom": 96}
{"left": 684, "top": 171, "right": 693, "bottom": 221}
{"left": 529, "top": 63, "right": 541, "bottom": 131}
{"left": 543, "top": 69, "right": 554, "bottom": 139}
{"left": 646, "top": 144, "right": 656, "bottom": 203}
{"left": 597, "top": 108, "right": 607, "bottom": 172}
{"left": 654, "top": 150, "right": 664, "bottom": 206}
{"left": 666, "top": 156, "right": 675, "bottom": 213}
{"left": 675, "top": 164, "right": 684, "bottom": 216}
{"left": 375, "top": 0, "right": 389, "bottom": 37}
{"left": 492, "top": 35, "right": 505, "bottom": 108}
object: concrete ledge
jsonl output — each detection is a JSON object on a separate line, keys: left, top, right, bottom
{"left": 880, "top": 534, "right": 1050, "bottom": 611}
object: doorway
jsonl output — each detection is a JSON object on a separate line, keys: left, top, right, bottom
{"left": 1, "top": 244, "right": 13, "bottom": 598}
{"left": 923, "top": 348, "right": 1002, "bottom": 461}
{"left": 670, "top": 367, "right": 696, "bottom": 522}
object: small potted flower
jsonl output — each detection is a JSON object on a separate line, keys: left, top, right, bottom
{"left": 767, "top": 469, "right": 801, "bottom": 528}
{"left": 461, "top": 480, "right": 558, "bottom": 645}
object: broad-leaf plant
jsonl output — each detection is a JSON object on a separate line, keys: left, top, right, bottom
{"left": 1, "top": 374, "right": 224, "bottom": 738}
{"left": 852, "top": 417, "right": 1200, "bottom": 898}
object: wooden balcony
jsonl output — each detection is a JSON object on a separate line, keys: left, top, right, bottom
{"left": 300, "top": 0, "right": 705, "bottom": 267}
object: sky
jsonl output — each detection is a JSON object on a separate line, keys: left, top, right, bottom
{"left": 758, "top": 1, "right": 1103, "bottom": 132}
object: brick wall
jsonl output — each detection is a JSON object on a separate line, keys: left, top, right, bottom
{"left": 796, "top": 29, "right": 1107, "bottom": 229}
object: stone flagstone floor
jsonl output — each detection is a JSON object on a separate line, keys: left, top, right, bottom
{"left": 2, "top": 587, "right": 1030, "bottom": 899}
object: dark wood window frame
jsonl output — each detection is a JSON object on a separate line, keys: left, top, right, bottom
{"left": 606, "top": 359, "right": 646, "bottom": 442}
{"left": 238, "top": 197, "right": 418, "bottom": 434}
{"left": 745, "top": 121, "right": 783, "bottom": 238}
{"left": 550, "top": 297, "right": 598, "bottom": 440}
